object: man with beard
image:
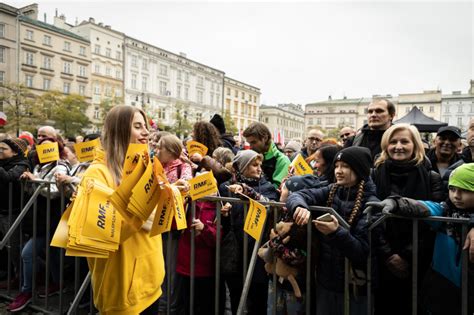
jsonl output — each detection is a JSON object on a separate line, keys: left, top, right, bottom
{"left": 427, "top": 126, "right": 462, "bottom": 177}
{"left": 346, "top": 98, "right": 396, "bottom": 160}
{"left": 301, "top": 129, "right": 325, "bottom": 159}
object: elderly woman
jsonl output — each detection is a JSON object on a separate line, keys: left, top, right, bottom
{"left": 372, "top": 123, "right": 443, "bottom": 315}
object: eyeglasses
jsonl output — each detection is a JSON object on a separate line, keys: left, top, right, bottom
{"left": 340, "top": 133, "right": 351, "bottom": 139}
{"left": 307, "top": 137, "right": 322, "bottom": 143}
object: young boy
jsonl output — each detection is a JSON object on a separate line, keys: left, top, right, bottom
{"left": 368, "top": 163, "right": 474, "bottom": 315}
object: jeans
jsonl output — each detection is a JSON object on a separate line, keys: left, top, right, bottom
{"left": 315, "top": 282, "right": 369, "bottom": 315}
{"left": 21, "top": 237, "right": 60, "bottom": 293}
{"left": 267, "top": 280, "right": 305, "bottom": 315}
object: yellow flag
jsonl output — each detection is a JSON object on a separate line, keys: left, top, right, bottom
{"left": 123, "top": 143, "right": 148, "bottom": 181}
{"left": 74, "top": 138, "right": 101, "bottom": 162}
{"left": 244, "top": 199, "right": 267, "bottom": 240}
{"left": 188, "top": 171, "right": 218, "bottom": 200}
{"left": 36, "top": 142, "right": 59, "bottom": 163}
{"left": 171, "top": 185, "right": 187, "bottom": 230}
{"left": 186, "top": 140, "right": 208, "bottom": 157}
{"left": 150, "top": 185, "right": 174, "bottom": 236}
{"left": 153, "top": 156, "right": 168, "bottom": 183}
{"left": 291, "top": 154, "right": 313, "bottom": 176}
{"left": 50, "top": 203, "right": 73, "bottom": 248}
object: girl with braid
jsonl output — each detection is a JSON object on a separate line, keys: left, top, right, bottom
{"left": 286, "top": 147, "right": 383, "bottom": 315}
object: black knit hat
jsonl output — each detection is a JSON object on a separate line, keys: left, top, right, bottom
{"left": 333, "top": 146, "right": 372, "bottom": 180}
{"left": 210, "top": 114, "right": 226, "bottom": 134}
{"left": 1, "top": 138, "right": 27, "bottom": 155}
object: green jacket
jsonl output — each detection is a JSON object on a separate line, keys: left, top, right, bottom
{"left": 263, "top": 142, "right": 290, "bottom": 189}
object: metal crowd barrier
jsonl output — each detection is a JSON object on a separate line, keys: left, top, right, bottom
{"left": 1, "top": 182, "right": 471, "bottom": 315}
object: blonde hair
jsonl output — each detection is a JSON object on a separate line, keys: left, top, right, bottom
{"left": 158, "top": 134, "right": 183, "bottom": 159}
{"left": 102, "top": 106, "right": 148, "bottom": 185}
{"left": 212, "top": 147, "right": 235, "bottom": 166}
{"left": 375, "top": 123, "right": 425, "bottom": 168}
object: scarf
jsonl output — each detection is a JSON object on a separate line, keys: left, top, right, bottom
{"left": 375, "top": 159, "right": 431, "bottom": 200}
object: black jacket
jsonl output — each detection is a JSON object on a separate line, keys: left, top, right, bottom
{"left": 0, "top": 155, "right": 31, "bottom": 214}
{"left": 426, "top": 148, "right": 461, "bottom": 176}
{"left": 220, "top": 133, "right": 238, "bottom": 154}
{"left": 349, "top": 124, "right": 387, "bottom": 160}
{"left": 286, "top": 178, "right": 384, "bottom": 292}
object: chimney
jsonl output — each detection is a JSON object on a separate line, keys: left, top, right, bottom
{"left": 105, "top": 25, "right": 111, "bottom": 29}
{"left": 60, "top": 14, "right": 66, "bottom": 21}
{"left": 470, "top": 80, "right": 474, "bottom": 94}
{"left": 98, "top": 22, "right": 103, "bottom": 27}
{"left": 44, "top": 13, "right": 46, "bottom": 23}
{"left": 89, "top": 17, "right": 95, "bottom": 23}
{"left": 179, "top": 52, "right": 187, "bottom": 58}
{"left": 328, "top": 95, "right": 332, "bottom": 100}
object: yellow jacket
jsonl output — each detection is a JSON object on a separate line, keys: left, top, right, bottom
{"left": 81, "top": 159, "right": 165, "bottom": 314}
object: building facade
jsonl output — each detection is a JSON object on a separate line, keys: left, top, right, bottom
{"left": 56, "top": 17, "right": 125, "bottom": 127}
{"left": 260, "top": 103, "right": 304, "bottom": 143}
{"left": 305, "top": 96, "right": 370, "bottom": 131}
{"left": 18, "top": 13, "right": 91, "bottom": 101}
{"left": 397, "top": 90, "right": 441, "bottom": 121}
{"left": 123, "top": 36, "right": 224, "bottom": 128}
{"left": 0, "top": 3, "right": 38, "bottom": 85}
{"left": 441, "top": 81, "right": 474, "bottom": 131}
{"left": 223, "top": 77, "right": 260, "bottom": 132}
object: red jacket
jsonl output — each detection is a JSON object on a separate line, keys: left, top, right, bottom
{"left": 176, "top": 201, "right": 217, "bottom": 277}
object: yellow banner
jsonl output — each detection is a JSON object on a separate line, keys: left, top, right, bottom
{"left": 150, "top": 185, "right": 174, "bottom": 236}
{"left": 50, "top": 203, "right": 72, "bottom": 248}
{"left": 74, "top": 138, "right": 101, "bottom": 162}
{"left": 186, "top": 140, "right": 208, "bottom": 157}
{"left": 153, "top": 156, "right": 168, "bottom": 184}
{"left": 171, "top": 185, "right": 187, "bottom": 230}
{"left": 244, "top": 199, "right": 267, "bottom": 240}
{"left": 188, "top": 171, "right": 218, "bottom": 200}
{"left": 36, "top": 142, "right": 59, "bottom": 163}
{"left": 291, "top": 154, "right": 313, "bottom": 175}
{"left": 123, "top": 143, "right": 148, "bottom": 181}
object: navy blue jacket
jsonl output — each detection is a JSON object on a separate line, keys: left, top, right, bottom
{"left": 286, "top": 178, "right": 381, "bottom": 292}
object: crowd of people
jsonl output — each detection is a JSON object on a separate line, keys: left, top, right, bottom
{"left": 0, "top": 99, "right": 473, "bottom": 315}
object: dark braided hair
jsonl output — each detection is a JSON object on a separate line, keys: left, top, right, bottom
{"left": 326, "top": 180, "right": 366, "bottom": 225}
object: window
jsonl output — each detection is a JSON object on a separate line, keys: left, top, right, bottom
{"left": 43, "top": 35, "right": 51, "bottom": 45}
{"left": 106, "top": 67, "right": 111, "bottom": 76}
{"left": 106, "top": 48, "right": 111, "bottom": 57}
{"left": 234, "top": 90, "right": 238, "bottom": 97}
{"left": 115, "top": 70, "right": 121, "bottom": 79}
{"left": 227, "top": 88, "right": 230, "bottom": 96}
{"left": 25, "top": 75, "right": 33, "bottom": 87}
{"left": 234, "top": 101, "right": 238, "bottom": 114}
{"left": 79, "top": 85, "right": 85, "bottom": 96}
{"left": 94, "top": 107, "right": 100, "bottom": 119}
{"left": 177, "top": 70, "right": 182, "bottom": 80}
{"left": 116, "top": 51, "right": 121, "bottom": 60}
{"left": 458, "top": 105, "right": 463, "bottom": 113}
{"left": 177, "top": 85, "right": 181, "bottom": 99}
{"left": 184, "top": 86, "right": 189, "bottom": 100}
{"left": 64, "top": 41, "right": 71, "bottom": 52}
{"left": 210, "top": 93, "right": 214, "bottom": 106}
{"left": 445, "top": 105, "right": 450, "bottom": 113}
{"left": 94, "top": 83, "right": 100, "bottom": 95}
{"left": 79, "top": 46, "right": 86, "bottom": 56}
{"left": 254, "top": 95, "right": 257, "bottom": 102}
{"left": 43, "top": 56, "right": 52, "bottom": 69}
{"left": 241, "top": 92, "right": 245, "bottom": 99}
{"left": 63, "top": 82, "right": 71, "bottom": 94}
{"left": 197, "top": 90, "right": 203, "bottom": 104}
{"left": 63, "top": 62, "right": 72, "bottom": 74}
{"left": 159, "top": 81, "right": 167, "bottom": 95}
{"left": 142, "top": 59, "right": 148, "bottom": 70}
{"left": 105, "top": 85, "right": 112, "bottom": 97}
{"left": 211, "top": 82, "right": 214, "bottom": 91}
{"left": 0, "top": 47, "right": 4, "bottom": 63}
{"left": 316, "top": 118, "right": 322, "bottom": 125}
{"left": 457, "top": 117, "right": 463, "bottom": 126}
{"left": 26, "top": 30, "right": 34, "bottom": 40}
{"left": 0, "top": 71, "right": 4, "bottom": 83}
{"left": 131, "top": 55, "right": 138, "bottom": 67}
{"left": 79, "top": 65, "right": 86, "bottom": 77}
{"left": 115, "top": 88, "right": 122, "bottom": 97}
{"left": 405, "top": 107, "right": 410, "bottom": 113}
{"left": 131, "top": 74, "right": 137, "bottom": 89}
{"left": 430, "top": 106, "right": 434, "bottom": 113}
{"left": 142, "top": 76, "right": 148, "bottom": 91}
{"left": 94, "top": 45, "right": 101, "bottom": 54}
{"left": 0, "top": 24, "right": 4, "bottom": 38}
{"left": 160, "top": 64, "right": 167, "bottom": 76}
{"left": 185, "top": 72, "right": 189, "bottom": 82}
{"left": 197, "top": 76, "right": 204, "bottom": 87}
{"left": 308, "top": 118, "right": 314, "bottom": 126}
{"left": 419, "top": 106, "right": 423, "bottom": 112}
{"left": 216, "top": 94, "right": 220, "bottom": 106}
{"left": 42, "top": 78, "right": 50, "bottom": 90}
{"left": 26, "top": 52, "right": 34, "bottom": 65}
{"left": 94, "top": 64, "right": 100, "bottom": 74}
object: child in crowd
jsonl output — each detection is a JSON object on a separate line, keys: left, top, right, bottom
{"left": 286, "top": 147, "right": 382, "bottom": 315}
{"left": 368, "top": 163, "right": 474, "bottom": 315}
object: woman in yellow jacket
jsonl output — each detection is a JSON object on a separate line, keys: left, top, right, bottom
{"left": 81, "top": 105, "right": 164, "bottom": 314}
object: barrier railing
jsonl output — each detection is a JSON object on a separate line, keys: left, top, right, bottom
{"left": 1, "top": 183, "right": 471, "bottom": 315}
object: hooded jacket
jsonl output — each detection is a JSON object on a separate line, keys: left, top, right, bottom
{"left": 0, "top": 154, "right": 30, "bottom": 214}
{"left": 80, "top": 158, "right": 165, "bottom": 315}
{"left": 286, "top": 178, "right": 382, "bottom": 292}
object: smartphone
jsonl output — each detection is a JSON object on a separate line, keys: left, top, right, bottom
{"left": 316, "top": 213, "right": 333, "bottom": 222}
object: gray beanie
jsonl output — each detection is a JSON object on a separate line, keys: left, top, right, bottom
{"left": 284, "top": 140, "right": 302, "bottom": 153}
{"left": 233, "top": 149, "right": 262, "bottom": 173}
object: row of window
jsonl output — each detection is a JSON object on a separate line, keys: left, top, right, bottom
{"left": 94, "top": 44, "right": 121, "bottom": 60}
{"left": 93, "top": 82, "right": 122, "bottom": 97}
{"left": 24, "top": 29, "right": 87, "bottom": 56}
{"left": 93, "top": 63, "right": 121, "bottom": 79}
{"left": 24, "top": 74, "right": 87, "bottom": 95}
{"left": 227, "top": 100, "right": 258, "bottom": 117}
{"left": 443, "top": 104, "right": 474, "bottom": 113}
{"left": 24, "top": 52, "right": 88, "bottom": 76}
{"left": 307, "top": 117, "right": 356, "bottom": 126}
{"left": 226, "top": 87, "right": 257, "bottom": 103}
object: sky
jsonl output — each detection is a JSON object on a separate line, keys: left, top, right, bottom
{"left": 7, "top": 0, "right": 474, "bottom": 106}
